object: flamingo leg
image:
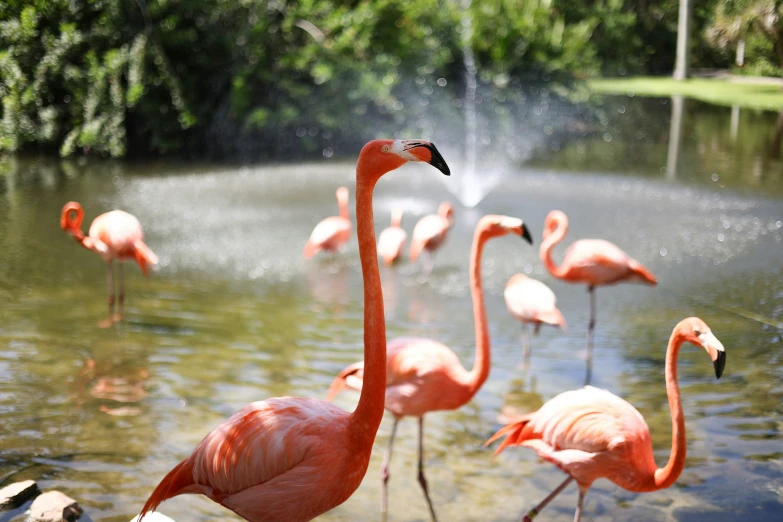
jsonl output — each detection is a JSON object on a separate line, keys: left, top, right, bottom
{"left": 522, "top": 476, "right": 573, "bottom": 521}
{"left": 573, "top": 489, "right": 585, "bottom": 522}
{"left": 423, "top": 251, "right": 435, "bottom": 278}
{"left": 106, "top": 261, "right": 115, "bottom": 318}
{"left": 587, "top": 285, "right": 596, "bottom": 348}
{"left": 380, "top": 418, "right": 399, "bottom": 522}
{"left": 584, "top": 286, "right": 596, "bottom": 385}
{"left": 521, "top": 325, "right": 531, "bottom": 369}
{"left": 417, "top": 417, "right": 437, "bottom": 521}
{"left": 117, "top": 262, "right": 125, "bottom": 321}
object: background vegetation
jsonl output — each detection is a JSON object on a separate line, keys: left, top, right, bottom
{"left": 0, "top": 0, "right": 779, "bottom": 159}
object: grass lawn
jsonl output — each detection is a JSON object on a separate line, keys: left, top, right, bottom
{"left": 587, "top": 76, "right": 783, "bottom": 111}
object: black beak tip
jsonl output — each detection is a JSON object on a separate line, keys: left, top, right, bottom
{"left": 714, "top": 350, "right": 726, "bottom": 379}
{"left": 521, "top": 225, "right": 533, "bottom": 245}
{"left": 425, "top": 143, "right": 450, "bottom": 176}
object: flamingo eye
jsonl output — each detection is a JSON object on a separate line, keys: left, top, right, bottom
{"left": 382, "top": 145, "right": 390, "bottom": 153}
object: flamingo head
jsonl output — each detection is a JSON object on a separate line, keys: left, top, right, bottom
{"left": 61, "top": 201, "right": 85, "bottom": 239}
{"left": 677, "top": 317, "right": 726, "bottom": 379}
{"left": 336, "top": 187, "right": 349, "bottom": 207}
{"left": 358, "top": 139, "right": 450, "bottom": 179}
{"left": 437, "top": 201, "right": 455, "bottom": 227}
{"left": 480, "top": 215, "right": 533, "bottom": 244}
{"left": 542, "top": 210, "right": 567, "bottom": 240}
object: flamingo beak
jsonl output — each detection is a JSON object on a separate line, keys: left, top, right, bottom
{"left": 403, "top": 141, "right": 450, "bottom": 176}
{"left": 520, "top": 224, "right": 533, "bottom": 245}
{"left": 699, "top": 331, "right": 726, "bottom": 379}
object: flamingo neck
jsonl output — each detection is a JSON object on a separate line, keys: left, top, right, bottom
{"left": 653, "top": 331, "right": 686, "bottom": 490}
{"left": 391, "top": 210, "right": 402, "bottom": 228}
{"left": 350, "top": 167, "right": 386, "bottom": 444}
{"left": 62, "top": 204, "right": 88, "bottom": 247}
{"left": 540, "top": 219, "right": 568, "bottom": 279}
{"left": 338, "top": 199, "right": 349, "bottom": 221}
{"left": 465, "top": 227, "right": 491, "bottom": 395}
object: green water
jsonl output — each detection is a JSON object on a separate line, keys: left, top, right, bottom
{"left": 1, "top": 99, "right": 782, "bottom": 521}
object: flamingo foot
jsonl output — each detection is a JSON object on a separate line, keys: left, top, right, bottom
{"left": 97, "top": 317, "right": 115, "bottom": 329}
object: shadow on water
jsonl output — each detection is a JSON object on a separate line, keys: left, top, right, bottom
{"left": 0, "top": 92, "right": 782, "bottom": 520}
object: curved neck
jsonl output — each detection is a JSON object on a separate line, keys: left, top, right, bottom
{"left": 465, "top": 228, "right": 491, "bottom": 395}
{"left": 540, "top": 219, "right": 568, "bottom": 278}
{"left": 62, "top": 205, "right": 87, "bottom": 244}
{"left": 350, "top": 169, "right": 386, "bottom": 443}
{"left": 653, "top": 332, "right": 686, "bottom": 490}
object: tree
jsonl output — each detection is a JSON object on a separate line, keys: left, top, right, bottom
{"left": 706, "top": 0, "right": 783, "bottom": 76}
{"left": 674, "top": 0, "right": 693, "bottom": 79}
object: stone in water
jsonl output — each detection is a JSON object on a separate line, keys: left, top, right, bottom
{"left": 0, "top": 480, "right": 41, "bottom": 510}
{"left": 28, "top": 491, "right": 83, "bottom": 522}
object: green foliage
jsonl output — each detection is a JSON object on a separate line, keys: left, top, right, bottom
{"left": 471, "top": 0, "right": 599, "bottom": 80}
{"left": 706, "top": 0, "right": 783, "bottom": 75}
{"left": 0, "top": 0, "right": 774, "bottom": 159}
{"left": 588, "top": 76, "right": 783, "bottom": 110}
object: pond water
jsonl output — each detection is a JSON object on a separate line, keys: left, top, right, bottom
{"left": 1, "top": 96, "right": 782, "bottom": 522}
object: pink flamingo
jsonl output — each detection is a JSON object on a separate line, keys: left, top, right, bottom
{"left": 504, "top": 274, "right": 566, "bottom": 358}
{"left": 60, "top": 202, "right": 158, "bottom": 325}
{"left": 377, "top": 208, "right": 407, "bottom": 265}
{"left": 328, "top": 215, "right": 533, "bottom": 521}
{"left": 541, "top": 210, "right": 657, "bottom": 350}
{"left": 303, "top": 187, "right": 351, "bottom": 259}
{"left": 137, "top": 139, "right": 450, "bottom": 522}
{"left": 409, "top": 201, "right": 454, "bottom": 274}
{"left": 486, "top": 317, "right": 726, "bottom": 522}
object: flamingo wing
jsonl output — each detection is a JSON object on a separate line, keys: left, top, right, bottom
{"left": 308, "top": 217, "right": 351, "bottom": 247}
{"left": 561, "top": 239, "right": 640, "bottom": 284}
{"left": 411, "top": 215, "right": 448, "bottom": 245}
{"left": 504, "top": 275, "right": 561, "bottom": 325}
{"left": 328, "top": 338, "right": 467, "bottom": 418}
{"left": 190, "top": 398, "right": 349, "bottom": 493}
{"left": 90, "top": 211, "right": 144, "bottom": 256}
{"left": 142, "top": 398, "right": 349, "bottom": 513}
{"left": 385, "top": 337, "right": 460, "bottom": 386}
{"left": 377, "top": 226, "right": 407, "bottom": 263}
{"left": 528, "top": 386, "right": 650, "bottom": 454}
{"left": 384, "top": 337, "right": 469, "bottom": 416}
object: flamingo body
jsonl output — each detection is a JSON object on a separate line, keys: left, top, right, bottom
{"left": 303, "top": 187, "right": 351, "bottom": 258}
{"left": 304, "top": 217, "right": 351, "bottom": 258}
{"left": 409, "top": 202, "right": 453, "bottom": 264}
{"left": 377, "top": 210, "right": 407, "bottom": 266}
{"left": 490, "top": 386, "right": 656, "bottom": 492}
{"left": 143, "top": 398, "right": 368, "bottom": 522}
{"left": 329, "top": 337, "right": 473, "bottom": 419}
{"left": 88, "top": 210, "right": 159, "bottom": 271}
{"left": 555, "top": 239, "right": 656, "bottom": 287}
{"left": 504, "top": 274, "right": 566, "bottom": 330}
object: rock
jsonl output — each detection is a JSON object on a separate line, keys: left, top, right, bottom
{"left": 28, "top": 491, "right": 83, "bottom": 522}
{"left": 129, "top": 513, "right": 176, "bottom": 522}
{"left": 0, "top": 480, "right": 41, "bottom": 510}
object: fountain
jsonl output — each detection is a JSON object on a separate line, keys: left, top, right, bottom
{"left": 440, "top": 0, "right": 521, "bottom": 208}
